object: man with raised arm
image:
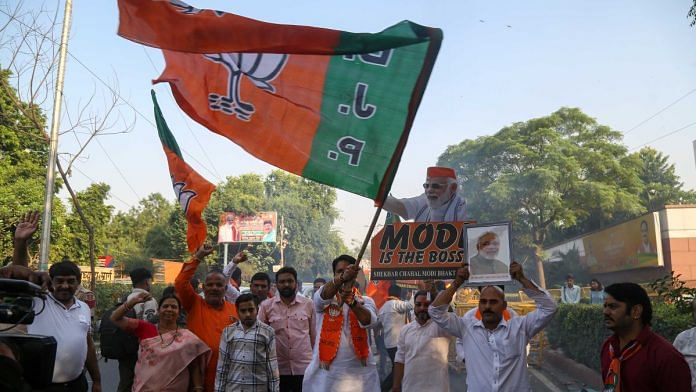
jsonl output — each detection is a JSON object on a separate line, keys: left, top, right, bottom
{"left": 382, "top": 166, "right": 466, "bottom": 222}
{"left": 302, "top": 255, "right": 380, "bottom": 392}
{"left": 174, "top": 244, "right": 238, "bottom": 392}
{"left": 429, "top": 261, "right": 557, "bottom": 391}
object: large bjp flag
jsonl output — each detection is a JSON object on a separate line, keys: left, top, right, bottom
{"left": 152, "top": 91, "right": 215, "bottom": 253}
{"left": 118, "top": 0, "right": 442, "bottom": 203}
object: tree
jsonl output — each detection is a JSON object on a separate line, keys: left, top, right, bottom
{"left": 438, "top": 108, "right": 643, "bottom": 286}
{"left": 63, "top": 183, "right": 113, "bottom": 263}
{"left": 689, "top": 1, "right": 696, "bottom": 26}
{"left": 106, "top": 193, "right": 176, "bottom": 272}
{"left": 633, "top": 147, "right": 696, "bottom": 210}
{"left": 1, "top": 2, "right": 133, "bottom": 288}
{"left": 198, "top": 171, "right": 346, "bottom": 280}
{"left": 0, "top": 69, "right": 70, "bottom": 265}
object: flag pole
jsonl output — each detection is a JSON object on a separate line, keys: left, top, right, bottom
{"left": 39, "top": 0, "right": 73, "bottom": 271}
{"left": 356, "top": 206, "right": 382, "bottom": 263}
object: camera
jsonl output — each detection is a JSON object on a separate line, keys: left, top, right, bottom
{"left": 0, "top": 278, "right": 57, "bottom": 390}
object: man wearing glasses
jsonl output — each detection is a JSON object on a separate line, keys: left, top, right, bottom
{"left": 383, "top": 166, "right": 466, "bottom": 222}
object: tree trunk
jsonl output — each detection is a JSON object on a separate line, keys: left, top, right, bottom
{"left": 57, "top": 160, "right": 97, "bottom": 291}
{"left": 534, "top": 243, "right": 547, "bottom": 289}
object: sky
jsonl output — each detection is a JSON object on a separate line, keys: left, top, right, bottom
{"left": 6, "top": 0, "right": 696, "bottom": 248}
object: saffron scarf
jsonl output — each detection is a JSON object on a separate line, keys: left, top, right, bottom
{"left": 318, "top": 288, "right": 370, "bottom": 370}
{"left": 603, "top": 340, "right": 642, "bottom": 392}
{"left": 474, "top": 308, "right": 512, "bottom": 321}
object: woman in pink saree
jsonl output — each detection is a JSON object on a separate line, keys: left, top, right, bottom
{"left": 111, "top": 291, "right": 211, "bottom": 391}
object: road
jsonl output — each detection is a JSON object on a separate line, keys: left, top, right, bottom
{"left": 93, "top": 359, "right": 559, "bottom": 392}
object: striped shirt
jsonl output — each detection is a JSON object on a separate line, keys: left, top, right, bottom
{"left": 215, "top": 320, "right": 280, "bottom": 392}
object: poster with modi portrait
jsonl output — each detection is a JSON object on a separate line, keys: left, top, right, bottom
{"left": 466, "top": 222, "right": 512, "bottom": 283}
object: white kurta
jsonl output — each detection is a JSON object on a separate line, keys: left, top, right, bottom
{"left": 395, "top": 319, "right": 452, "bottom": 392}
{"left": 302, "top": 286, "right": 380, "bottom": 392}
{"left": 398, "top": 193, "right": 466, "bottom": 222}
{"left": 673, "top": 327, "right": 696, "bottom": 391}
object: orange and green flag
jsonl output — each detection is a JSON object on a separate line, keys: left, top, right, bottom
{"left": 119, "top": 0, "right": 442, "bottom": 204}
{"left": 152, "top": 90, "right": 215, "bottom": 253}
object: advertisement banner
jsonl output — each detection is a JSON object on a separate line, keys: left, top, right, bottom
{"left": 544, "top": 212, "right": 663, "bottom": 274}
{"left": 218, "top": 211, "right": 278, "bottom": 243}
{"left": 370, "top": 221, "right": 473, "bottom": 280}
{"left": 78, "top": 266, "right": 115, "bottom": 284}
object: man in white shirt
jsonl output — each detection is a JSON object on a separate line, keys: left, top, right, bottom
{"left": 118, "top": 267, "right": 158, "bottom": 392}
{"left": 393, "top": 290, "right": 452, "bottom": 392}
{"left": 1, "top": 212, "right": 100, "bottom": 391}
{"left": 377, "top": 284, "right": 413, "bottom": 391}
{"left": 383, "top": 166, "right": 466, "bottom": 222}
{"left": 302, "top": 255, "right": 380, "bottom": 392}
{"left": 429, "top": 261, "right": 557, "bottom": 392}
{"left": 560, "top": 274, "right": 582, "bottom": 304}
{"left": 673, "top": 298, "right": 696, "bottom": 391}
{"left": 20, "top": 260, "right": 101, "bottom": 391}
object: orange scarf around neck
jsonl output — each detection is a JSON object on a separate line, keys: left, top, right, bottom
{"left": 318, "top": 288, "right": 369, "bottom": 370}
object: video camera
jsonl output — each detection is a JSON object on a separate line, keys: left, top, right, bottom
{"left": 0, "top": 278, "right": 57, "bottom": 390}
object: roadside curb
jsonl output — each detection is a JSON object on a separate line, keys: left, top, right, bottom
{"left": 542, "top": 348, "right": 603, "bottom": 390}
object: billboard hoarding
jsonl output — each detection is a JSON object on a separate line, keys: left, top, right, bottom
{"left": 544, "top": 212, "right": 663, "bottom": 274}
{"left": 218, "top": 211, "right": 278, "bottom": 243}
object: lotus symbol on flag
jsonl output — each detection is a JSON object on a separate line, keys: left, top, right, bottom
{"left": 204, "top": 53, "right": 288, "bottom": 121}
{"left": 173, "top": 180, "right": 197, "bottom": 213}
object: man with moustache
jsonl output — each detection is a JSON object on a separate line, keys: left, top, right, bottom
{"left": 175, "top": 244, "right": 239, "bottom": 392}
{"left": 216, "top": 293, "right": 280, "bottom": 392}
{"left": 429, "top": 261, "right": 557, "bottom": 391}
{"left": 383, "top": 166, "right": 466, "bottom": 222}
{"left": 302, "top": 255, "right": 380, "bottom": 392}
{"left": 258, "top": 267, "right": 316, "bottom": 391}
{"left": 392, "top": 290, "right": 453, "bottom": 392}
{"left": 600, "top": 283, "right": 690, "bottom": 391}
{"left": 1, "top": 212, "right": 101, "bottom": 391}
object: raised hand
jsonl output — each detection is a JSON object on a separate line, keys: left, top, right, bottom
{"left": 127, "top": 291, "right": 152, "bottom": 308}
{"left": 193, "top": 243, "right": 215, "bottom": 261}
{"left": 231, "top": 251, "right": 248, "bottom": 264}
{"left": 453, "top": 263, "right": 470, "bottom": 287}
{"left": 509, "top": 261, "right": 524, "bottom": 281}
{"left": 0, "top": 265, "right": 51, "bottom": 291}
{"left": 340, "top": 264, "right": 361, "bottom": 283}
{"left": 14, "top": 211, "right": 40, "bottom": 242}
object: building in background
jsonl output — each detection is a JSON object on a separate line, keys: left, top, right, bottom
{"left": 544, "top": 205, "right": 696, "bottom": 287}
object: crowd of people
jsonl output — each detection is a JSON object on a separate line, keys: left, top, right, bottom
{"left": 1, "top": 166, "right": 695, "bottom": 391}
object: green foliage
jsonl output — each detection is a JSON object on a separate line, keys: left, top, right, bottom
{"left": 202, "top": 171, "right": 345, "bottom": 280}
{"left": 649, "top": 271, "right": 696, "bottom": 313}
{"left": 547, "top": 304, "right": 609, "bottom": 370}
{"left": 632, "top": 147, "right": 696, "bottom": 210}
{"left": 0, "top": 68, "right": 72, "bottom": 265}
{"left": 438, "top": 108, "right": 643, "bottom": 258}
{"left": 548, "top": 303, "right": 694, "bottom": 371}
{"left": 63, "top": 183, "right": 114, "bottom": 264}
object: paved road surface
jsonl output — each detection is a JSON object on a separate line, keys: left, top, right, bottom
{"left": 94, "top": 360, "right": 556, "bottom": 392}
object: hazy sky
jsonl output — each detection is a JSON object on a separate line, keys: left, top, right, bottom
{"left": 8, "top": 0, "right": 696, "bottom": 248}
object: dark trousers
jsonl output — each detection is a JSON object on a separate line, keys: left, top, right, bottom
{"left": 40, "top": 373, "right": 88, "bottom": 392}
{"left": 380, "top": 347, "right": 398, "bottom": 392}
{"left": 117, "top": 356, "right": 137, "bottom": 392}
{"left": 280, "top": 375, "right": 304, "bottom": 392}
